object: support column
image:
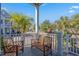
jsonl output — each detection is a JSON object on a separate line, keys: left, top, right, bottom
{"left": 57, "top": 31, "right": 63, "bottom": 56}
{"left": 35, "top": 6, "right": 39, "bottom": 40}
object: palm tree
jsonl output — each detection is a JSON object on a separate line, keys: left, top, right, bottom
{"left": 40, "top": 20, "right": 52, "bottom": 32}
{"left": 71, "top": 14, "right": 79, "bottom": 30}
{"left": 55, "top": 16, "right": 69, "bottom": 32}
{"left": 10, "top": 13, "right": 33, "bottom": 33}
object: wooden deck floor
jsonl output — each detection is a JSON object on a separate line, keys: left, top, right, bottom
{"left": 0, "top": 46, "right": 78, "bottom": 56}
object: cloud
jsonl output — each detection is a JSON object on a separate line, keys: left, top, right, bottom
{"left": 1, "top": 7, "right": 7, "bottom": 11}
{"left": 41, "top": 4, "right": 47, "bottom": 6}
{"left": 68, "top": 6, "right": 79, "bottom": 13}
{"left": 70, "top": 6, "right": 79, "bottom": 9}
{"left": 69, "top": 10, "right": 75, "bottom": 13}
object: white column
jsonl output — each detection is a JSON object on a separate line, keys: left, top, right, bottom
{"left": 35, "top": 6, "right": 39, "bottom": 39}
{"left": 57, "top": 31, "right": 63, "bottom": 56}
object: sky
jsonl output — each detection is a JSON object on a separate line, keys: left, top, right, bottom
{"left": 1, "top": 3, "right": 79, "bottom": 23}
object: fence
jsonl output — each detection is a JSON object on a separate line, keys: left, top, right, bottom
{"left": 64, "top": 34, "right": 79, "bottom": 56}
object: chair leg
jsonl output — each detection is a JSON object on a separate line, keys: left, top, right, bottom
{"left": 16, "top": 46, "right": 18, "bottom": 56}
{"left": 50, "top": 46, "right": 52, "bottom": 55}
{"left": 43, "top": 50, "right": 45, "bottom": 56}
{"left": 16, "top": 51, "right": 18, "bottom": 56}
{"left": 21, "top": 48, "right": 23, "bottom": 55}
{"left": 43, "top": 46, "right": 45, "bottom": 56}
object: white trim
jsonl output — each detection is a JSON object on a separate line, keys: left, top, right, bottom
{"left": 0, "top": 0, "right": 79, "bottom": 3}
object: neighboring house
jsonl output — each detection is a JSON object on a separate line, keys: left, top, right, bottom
{"left": 0, "top": 8, "right": 12, "bottom": 35}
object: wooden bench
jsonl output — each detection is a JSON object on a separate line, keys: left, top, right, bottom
{"left": 31, "top": 35, "right": 52, "bottom": 56}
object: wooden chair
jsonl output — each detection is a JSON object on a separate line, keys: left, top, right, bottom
{"left": 15, "top": 40, "right": 24, "bottom": 54}
{"left": 2, "top": 37, "right": 18, "bottom": 56}
{"left": 2, "top": 36, "right": 24, "bottom": 56}
{"left": 31, "top": 35, "right": 52, "bottom": 56}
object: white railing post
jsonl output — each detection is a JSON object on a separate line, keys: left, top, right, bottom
{"left": 57, "top": 31, "right": 63, "bottom": 56}
{"left": 65, "top": 34, "right": 70, "bottom": 55}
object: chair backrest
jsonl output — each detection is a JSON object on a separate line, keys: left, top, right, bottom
{"left": 38, "top": 35, "right": 44, "bottom": 45}
{"left": 1, "top": 34, "right": 25, "bottom": 55}
{"left": 3, "top": 37, "right": 14, "bottom": 46}
{"left": 44, "top": 36, "right": 51, "bottom": 45}
{"left": 38, "top": 35, "right": 51, "bottom": 46}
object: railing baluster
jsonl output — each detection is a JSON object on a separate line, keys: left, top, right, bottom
{"left": 66, "top": 34, "right": 69, "bottom": 55}
{"left": 52, "top": 34, "right": 55, "bottom": 50}
{"left": 70, "top": 38, "right": 72, "bottom": 52}
{"left": 54, "top": 34, "right": 57, "bottom": 52}
{"left": 72, "top": 39, "right": 74, "bottom": 52}
{"left": 76, "top": 39, "right": 77, "bottom": 53}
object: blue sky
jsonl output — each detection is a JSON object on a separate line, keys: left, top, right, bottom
{"left": 1, "top": 3, "right": 79, "bottom": 23}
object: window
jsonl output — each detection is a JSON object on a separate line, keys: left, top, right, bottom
{"left": 5, "top": 28, "right": 10, "bottom": 34}
{"left": 0, "top": 20, "right": 3, "bottom": 24}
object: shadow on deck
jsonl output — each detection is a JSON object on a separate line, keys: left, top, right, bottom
{"left": 19, "top": 46, "right": 53, "bottom": 56}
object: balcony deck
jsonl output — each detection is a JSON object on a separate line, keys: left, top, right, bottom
{"left": 0, "top": 33, "right": 79, "bottom": 56}
{"left": 17, "top": 46, "right": 76, "bottom": 56}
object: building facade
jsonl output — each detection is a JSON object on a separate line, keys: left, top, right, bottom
{"left": 0, "top": 8, "right": 12, "bottom": 35}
